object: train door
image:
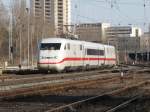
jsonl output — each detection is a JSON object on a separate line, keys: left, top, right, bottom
{"left": 84, "top": 46, "right": 91, "bottom": 69}
{"left": 103, "top": 46, "right": 106, "bottom": 65}
{"left": 75, "top": 44, "right": 83, "bottom": 67}
{"left": 82, "top": 45, "right": 85, "bottom": 67}
{"left": 83, "top": 46, "right": 88, "bottom": 67}
{"left": 67, "top": 43, "right": 72, "bottom": 67}
{"left": 104, "top": 46, "right": 109, "bottom": 65}
{"left": 98, "top": 47, "right": 100, "bottom": 66}
{"left": 73, "top": 44, "right": 77, "bottom": 66}
{"left": 98, "top": 45, "right": 105, "bottom": 66}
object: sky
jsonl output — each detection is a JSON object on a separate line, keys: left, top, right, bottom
{"left": 2, "top": 0, "right": 150, "bottom": 31}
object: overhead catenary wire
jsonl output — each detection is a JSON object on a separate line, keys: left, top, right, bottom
{"left": 93, "top": 0, "right": 150, "bottom": 6}
{"left": 85, "top": 0, "right": 140, "bottom": 25}
{"left": 73, "top": 0, "right": 150, "bottom": 30}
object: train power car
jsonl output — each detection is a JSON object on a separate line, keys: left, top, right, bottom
{"left": 37, "top": 38, "right": 116, "bottom": 72}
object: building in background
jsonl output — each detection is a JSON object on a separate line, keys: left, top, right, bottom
{"left": 108, "top": 37, "right": 140, "bottom": 64}
{"left": 106, "top": 26, "right": 142, "bottom": 64}
{"left": 139, "top": 32, "right": 150, "bottom": 62}
{"left": 106, "top": 26, "right": 142, "bottom": 39}
{"left": 31, "top": 0, "right": 71, "bottom": 37}
{"left": 75, "top": 23, "right": 110, "bottom": 43}
{"left": 141, "top": 32, "right": 150, "bottom": 53}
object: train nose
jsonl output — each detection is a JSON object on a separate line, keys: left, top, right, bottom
{"left": 38, "top": 55, "right": 60, "bottom": 70}
{"left": 38, "top": 61, "right": 62, "bottom": 72}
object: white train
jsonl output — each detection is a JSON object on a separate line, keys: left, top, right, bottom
{"left": 37, "top": 38, "right": 116, "bottom": 72}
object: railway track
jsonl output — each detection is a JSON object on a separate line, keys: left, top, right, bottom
{"left": 45, "top": 80, "right": 149, "bottom": 112}
{"left": 0, "top": 65, "right": 146, "bottom": 87}
{"left": 0, "top": 69, "right": 120, "bottom": 87}
{"left": 0, "top": 67, "right": 149, "bottom": 112}
{"left": 0, "top": 65, "right": 147, "bottom": 80}
{"left": 106, "top": 95, "right": 141, "bottom": 112}
{"left": 0, "top": 73, "right": 121, "bottom": 100}
{"left": 0, "top": 75, "right": 14, "bottom": 81}
{"left": 0, "top": 66, "right": 147, "bottom": 101}
{"left": 0, "top": 69, "right": 115, "bottom": 83}
{"left": 0, "top": 65, "right": 148, "bottom": 85}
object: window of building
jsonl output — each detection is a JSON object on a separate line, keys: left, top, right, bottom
{"left": 45, "top": 3, "right": 50, "bottom": 5}
{"left": 58, "top": 3, "right": 63, "bottom": 5}
{"left": 35, "top": 3, "right": 40, "bottom": 5}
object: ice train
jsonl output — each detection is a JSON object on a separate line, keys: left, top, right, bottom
{"left": 37, "top": 38, "right": 116, "bottom": 72}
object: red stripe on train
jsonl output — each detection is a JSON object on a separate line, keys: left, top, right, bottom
{"left": 38, "top": 57, "right": 116, "bottom": 64}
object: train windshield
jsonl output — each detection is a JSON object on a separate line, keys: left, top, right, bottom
{"left": 40, "top": 43, "right": 61, "bottom": 50}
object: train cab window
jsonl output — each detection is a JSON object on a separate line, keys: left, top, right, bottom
{"left": 40, "top": 43, "right": 61, "bottom": 50}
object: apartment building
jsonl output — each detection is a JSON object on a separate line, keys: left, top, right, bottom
{"left": 31, "top": 0, "right": 71, "bottom": 37}
{"left": 75, "top": 23, "right": 110, "bottom": 43}
{"left": 106, "top": 26, "right": 142, "bottom": 39}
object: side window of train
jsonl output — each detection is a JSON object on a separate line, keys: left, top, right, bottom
{"left": 67, "top": 43, "right": 70, "bottom": 50}
{"left": 100, "top": 50, "right": 104, "bottom": 56}
{"left": 80, "top": 45, "right": 82, "bottom": 50}
{"left": 64, "top": 44, "right": 66, "bottom": 50}
{"left": 87, "top": 49, "right": 104, "bottom": 56}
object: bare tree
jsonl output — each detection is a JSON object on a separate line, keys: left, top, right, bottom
{"left": 0, "top": 0, "right": 9, "bottom": 64}
{"left": 9, "top": 0, "right": 30, "bottom": 65}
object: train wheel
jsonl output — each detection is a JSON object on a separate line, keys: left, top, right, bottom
{"left": 86, "top": 65, "right": 90, "bottom": 71}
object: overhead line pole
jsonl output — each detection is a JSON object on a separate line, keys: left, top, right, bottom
{"left": 42, "top": 0, "right": 45, "bottom": 39}
{"left": 9, "top": 0, "right": 13, "bottom": 65}
{"left": 26, "top": 8, "right": 30, "bottom": 67}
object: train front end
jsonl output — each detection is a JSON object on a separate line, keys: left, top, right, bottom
{"left": 37, "top": 38, "right": 64, "bottom": 72}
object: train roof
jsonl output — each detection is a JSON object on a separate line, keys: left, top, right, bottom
{"left": 41, "top": 37, "right": 72, "bottom": 43}
{"left": 40, "top": 37, "right": 115, "bottom": 48}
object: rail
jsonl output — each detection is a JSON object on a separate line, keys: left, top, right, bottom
{"left": 106, "top": 95, "right": 141, "bottom": 112}
{"left": 45, "top": 80, "right": 149, "bottom": 112}
{"left": 0, "top": 75, "right": 120, "bottom": 100}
